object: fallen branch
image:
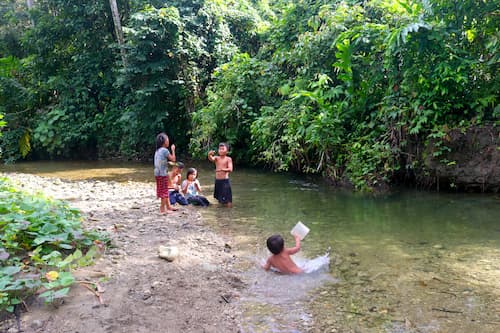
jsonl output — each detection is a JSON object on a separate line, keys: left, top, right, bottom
{"left": 431, "top": 307, "right": 462, "bottom": 314}
{"left": 439, "top": 290, "right": 457, "bottom": 297}
{"left": 338, "top": 310, "right": 365, "bottom": 316}
{"left": 78, "top": 281, "right": 105, "bottom": 304}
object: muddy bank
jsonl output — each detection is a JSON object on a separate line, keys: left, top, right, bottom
{"left": 408, "top": 124, "right": 500, "bottom": 192}
{"left": 0, "top": 173, "right": 245, "bottom": 333}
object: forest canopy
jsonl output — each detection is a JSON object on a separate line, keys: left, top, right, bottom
{"left": 0, "top": 0, "right": 498, "bottom": 189}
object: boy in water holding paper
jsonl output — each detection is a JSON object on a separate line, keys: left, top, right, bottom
{"left": 263, "top": 234, "right": 303, "bottom": 274}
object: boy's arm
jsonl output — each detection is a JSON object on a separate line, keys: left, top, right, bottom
{"left": 262, "top": 258, "right": 271, "bottom": 271}
{"left": 168, "top": 171, "right": 175, "bottom": 188}
{"left": 207, "top": 150, "right": 216, "bottom": 162}
{"left": 286, "top": 235, "right": 301, "bottom": 255}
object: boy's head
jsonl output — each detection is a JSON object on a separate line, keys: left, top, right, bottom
{"left": 218, "top": 142, "right": 229, "bottom": 156}
{"left": 169, "top": 161, "right": 184, "bottom": 173}
{"left": 266, "top": 235, "right": 284, "bottom": 255}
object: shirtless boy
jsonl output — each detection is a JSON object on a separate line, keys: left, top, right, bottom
{"left": 263, "top": 234, "right": 303, "bottom": 274}
{"left": 208, "top": 142, "right": 233, "bottom": 207}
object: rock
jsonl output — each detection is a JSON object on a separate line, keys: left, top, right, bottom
{"left": 201, "top": 263, "right": 218, "bottom": 272}
{"left": 158, "top": 245, "right": 179, "bottom": 261}
{"left": 151, "top": 281, "right": 162, "bottom": 289}
{"left": 31, "top": 320, "right": 44, "bottom": 330}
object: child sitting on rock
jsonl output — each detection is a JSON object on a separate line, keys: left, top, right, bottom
{"left": 181, "top": 168, "right": 210, "bottom": 207}
{"left": 263, "top": 234, "right": 303, "bottom": 274}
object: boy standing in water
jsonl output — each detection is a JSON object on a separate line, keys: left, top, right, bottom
{"left": 154, "top": 132, "right": 177, "bottom": 214}
{"left": 263, "top": 234, "right": 303, "bottom": 274}
{"left": 208, "top": 142, "right": 233, "bottom": 207}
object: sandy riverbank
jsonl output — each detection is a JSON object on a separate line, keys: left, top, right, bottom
{"left": 1, "top": 173, "right": 245, "bottom": 333}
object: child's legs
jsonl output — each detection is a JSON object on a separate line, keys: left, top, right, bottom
{"left": 160, "top": 197, "right": 168, "bottom": 212}
{"left": 200, "top": 196, "right": 210, "bottom": 206}
{"left": 177, "top": 194, "right": 188, "bottom": 205}
{"left": 169, "top": 193, "right": 176, "bottom": 205}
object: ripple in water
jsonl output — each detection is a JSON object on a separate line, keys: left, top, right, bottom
{"left": 239, "top": 250, "right": 338, "bottom": 332}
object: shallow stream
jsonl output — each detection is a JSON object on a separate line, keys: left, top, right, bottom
{"left": 3, "top": 161, "right": 499, "bottom": 332}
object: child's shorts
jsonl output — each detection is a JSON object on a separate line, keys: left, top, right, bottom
{"left": 156, "top": 176, "right": 169, "bottom": 199}
{"left": 213, "top": 179, "right": 232, "bottom": 204}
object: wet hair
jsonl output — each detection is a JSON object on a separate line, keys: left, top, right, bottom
{"left": 186, "top": 167, "right": 197, "bottom": 178}
{"left": 156, "top": 132, "right": 168, "bottom": 150}
{"left": 266, "top": 235, "right": 284, "bottom": 255}
{"left": 219, "top": 142, "right": 229, "bottom": 150}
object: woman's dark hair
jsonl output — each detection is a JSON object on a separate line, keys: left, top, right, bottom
{"left": 266, "top": 235, "right": 284, "bottom": 255}
{"left": 156, "top": 132, "right": 168, "bottom": 150}
{"left": 187, "top": 168, "right": 197, "bottom": 177}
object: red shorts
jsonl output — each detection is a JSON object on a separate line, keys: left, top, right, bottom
{"left": 156, "top": 176, "right": 169, "bottom": 199}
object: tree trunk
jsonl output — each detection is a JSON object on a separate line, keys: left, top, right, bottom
{"left": 26, "top": 0, "right": 34, "bottom": 26}
{"left": 108, "top": 0, "right": 127, "bottom": 66}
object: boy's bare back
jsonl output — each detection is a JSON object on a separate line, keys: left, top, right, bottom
{"left": 263, "top": 235, "right": 303, "bottom": 274}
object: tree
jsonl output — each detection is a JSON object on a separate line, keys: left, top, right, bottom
{"left": 108, "top": 0, "right": 126, "bottom": 66}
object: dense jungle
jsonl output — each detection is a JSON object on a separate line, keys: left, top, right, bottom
{"left": 0, "top": 0, "right": 498, "bottom": 190}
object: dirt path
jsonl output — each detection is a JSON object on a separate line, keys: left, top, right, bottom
{"left": 1, "top": 173, "right": 245, "bottom": 333}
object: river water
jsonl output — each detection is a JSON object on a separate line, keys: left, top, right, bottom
{"left": 2, "top": 161, "right": 499, "bottom": 332}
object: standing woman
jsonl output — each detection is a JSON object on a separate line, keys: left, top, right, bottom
{"left": 154, "top": 132, "right": 177, "bottom": 214}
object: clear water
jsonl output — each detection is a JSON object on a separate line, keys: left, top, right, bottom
{"left": 3, "top": 161, "right": 499, "bottom": 332}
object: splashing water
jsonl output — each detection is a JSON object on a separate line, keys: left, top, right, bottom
{"left": 239, "top": 249, "right": 339, "bottom": 332}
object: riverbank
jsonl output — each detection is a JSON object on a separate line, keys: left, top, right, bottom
{"left": 0, "top": 173, "right": 245, "bottom": 333}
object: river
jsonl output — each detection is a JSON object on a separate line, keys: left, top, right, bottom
{"left": 2, "top": 161, "right": 499, "bottom": 332}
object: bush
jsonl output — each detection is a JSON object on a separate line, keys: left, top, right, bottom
{"left": 0, "top": 177, "right": 107, "bottom": 313}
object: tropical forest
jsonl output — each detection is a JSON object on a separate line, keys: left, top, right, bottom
{"left": 0, "top": 1, "right": 499, "bottom": 332}
{"left": 0, "top": 0, "right": 497, "bottom": 191}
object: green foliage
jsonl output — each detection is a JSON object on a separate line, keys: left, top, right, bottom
{"left": 116, "top": 5, "right": 193, "bottom": 156}
{"left": 0, "top": 55, "right": 35, "bottom": 162}
{"left": 191, "top": 53, "right": 273, "bottom": 162}
{"left": 193, "top": 0, "right": 499, "bottom": 189}
{"left": 0, "top": 0, "right": 498, "bottom": 190}
{"left": 21, "top": 0, "right": 123, "bottom": 159}
{"left": 0, "top": 177, "right": 107, "bottom": 312}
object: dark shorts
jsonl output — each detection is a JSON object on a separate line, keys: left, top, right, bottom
{"left": 155, "top": 176, "right": 169, "bottom": 199}
{"left": 214, "top": 179, "right": 232, "bottom": 204}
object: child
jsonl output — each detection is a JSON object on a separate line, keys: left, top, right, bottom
{"left": 208, "top": 142, "right": 233, "bottom": 207}
{"left": 181, "top": 168, "right": 210, "bottom": 207}
{"left": 168, "top": 161, "right": 189, "bottom": 206}
{"left": 263, "top": 234, "right": 303, "bottom": 274}
{"left": 154, "top": 133, "right": 177, "bottom": 214}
